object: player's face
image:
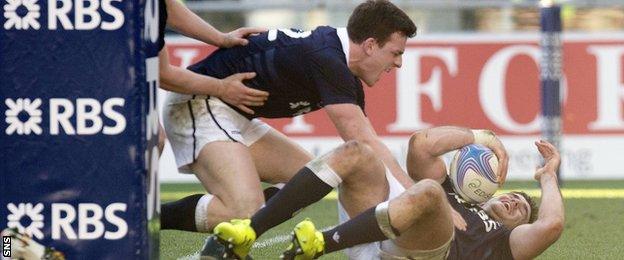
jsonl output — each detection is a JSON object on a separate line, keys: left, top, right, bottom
{"left": 359, "top": 32, "right": 407, "bottom": 86}
{"left": 482, "top": 192, "right": 531, "bottom": 229}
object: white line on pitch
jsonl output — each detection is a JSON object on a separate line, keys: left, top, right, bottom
{"left": 178, "top": 252, "right": 199, "bottom": 260}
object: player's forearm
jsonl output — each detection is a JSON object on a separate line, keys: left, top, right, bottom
{"left": 536, "top": 174, "right": 565, "bottom": 238}
{"left": 161, "top": 65, "right": 223, "bottom": 96}
{"left": 413, "top": 126, "right": 474, "bottom": 157}
{"left": 166, "top": 0, "right": 224, "bottom": 46}
{"left": 327, "top": 104, "right": 412, "bottom": 186}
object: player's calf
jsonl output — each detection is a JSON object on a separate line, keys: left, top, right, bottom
{"left": 221, "top": 192, "right": 265, "bottom": 220}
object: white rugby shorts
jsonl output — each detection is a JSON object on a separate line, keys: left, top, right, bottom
{"left": 162, "top": 96, "right": 271, "bottom": 173}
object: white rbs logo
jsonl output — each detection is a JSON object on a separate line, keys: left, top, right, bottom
{"left": 3, "top": 0, "right": 124, "bottom": 30}
{"left": 4, "top": 98, "right": 126, "bottom": 135}
{"left": 6, "top": 202, "right": 128, "bottom": 240}
{"left": 3, "top": 0, "right": 40, "bottom": 30}
{"left": 6, "top": 203, "right": 44, "bottom": 239}
{"left": 4, "top": 98, "right": 42, "bottom": 135}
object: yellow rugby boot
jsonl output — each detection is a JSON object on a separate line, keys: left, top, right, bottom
{"left": 280, "top": 219, "right": 325, "bottom": 260}
{"left": 201, "top": 219, "right": 256, "bottom": 260}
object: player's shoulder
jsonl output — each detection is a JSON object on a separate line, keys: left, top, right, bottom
{"left": 307, "top": 28, "right": 349, "bottom": 65}
{"left": 306, "top": 26, "right": 343, "bottom": 52}
{"left": 311, "top": 25, "right": 338, "bottom": 35}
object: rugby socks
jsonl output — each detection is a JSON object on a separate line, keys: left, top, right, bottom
{"left": 262, "top": 184, "right": 283, "bottom": 202}
{"left": 161, "top": 194, "right": 204, "bottom": 231}
{"left": 251, "top": 167, "right": 337, "bottom": 237}
{"left": 161, "top": 185, "right": 283, "bottom": 232}
{"left": 322, "top": 206, "right": 397, "bottom": 254}
{"left": 194, "top": 194, "right": 216, "bottom": 232}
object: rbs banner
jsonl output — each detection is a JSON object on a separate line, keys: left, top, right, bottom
{"left": 161, "top": 33, "right": 624, "bottom": 180}
{"left": 1, "top": 0, "right": 158, "bottom": 258}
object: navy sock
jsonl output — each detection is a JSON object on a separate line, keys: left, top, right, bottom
{"left": 251, "top": 167, "right": 333, "bottom": 237}
{"left": 161, "top": 194, "right": 203, "bottom": 231}
{"left": 322, "top": 206, "right": 393, "bottom": 254}
{"left": 263, "top": 186, "right": 281, "bottom": 201}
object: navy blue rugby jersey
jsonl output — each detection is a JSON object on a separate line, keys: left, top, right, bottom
{"left": 443, "top": 178, "right": 514, "bottom": 260}
{"left": 168, "top": 26, "right": 365, "bottom": 119}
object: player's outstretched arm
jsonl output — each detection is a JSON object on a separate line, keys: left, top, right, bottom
{"left": 324, "top": 103, "right": 414, "bottom": 188}
{"left": 158, "top": 49, "right": 268, "bottom": 114}
{"left": 509, "top": 140, "right": 564, "bottom": 260}
{"left": 165, "top": 0, "right": 222, "bottom": 45}
{"left": 166, "top": 0, "right": 265, "bottom": 48}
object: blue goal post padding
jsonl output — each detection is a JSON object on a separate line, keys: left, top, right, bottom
{"left": 540, "top": 3, "right": 562, "bottom": 119}
{"left": 0, "top": 0, "right": 159, "bottom": 258}
{"left": 540, "top": 2, "right": 563, "bottom": 180}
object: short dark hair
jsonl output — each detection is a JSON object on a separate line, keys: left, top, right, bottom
{"left": 347, "top": 0, "right": 417, "bottom": 46}
{"left": 514, "top": 191, "right": 539, "bottom": 224}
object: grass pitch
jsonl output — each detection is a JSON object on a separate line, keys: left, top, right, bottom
{"left": 161, "top": 180, "right": 624, "bottom": 260}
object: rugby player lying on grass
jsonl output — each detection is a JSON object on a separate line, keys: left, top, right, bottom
{"left": 203, "top": 126, "right": 564, "bottom": 259}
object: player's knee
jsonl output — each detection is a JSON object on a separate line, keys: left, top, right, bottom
{"left": 406, "top": 179, "right": 445, "bottom": 211}
{"left": 340, "top": 140, "right": 369, "bottom": 156}
{"left": 337, "top": 140, "right": 376, "bottom": 169}
{"left": 323, "top": 140, "right": 381, "bottom": 182}
{"left": 420, "top": 179, "right": 445, "bottom": 201}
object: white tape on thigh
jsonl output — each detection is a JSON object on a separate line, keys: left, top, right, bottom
{"left": 378, "top": 231, "right": 454, "bottom": 260}
{"left": 195, "top": 194, "right": 214, "bottom": 232}
{"left": 375, "top": 201, "right": 398, "bottom": 240}
{"left": 305, "top": 159, "right": 342, "bottom": 188}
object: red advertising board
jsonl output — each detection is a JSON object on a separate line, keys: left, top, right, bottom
{"left": 161, "top": 33, "right": 624, "bottom": 179}
{"left": 166, "top": 34, "right": 624, "bottom": 136}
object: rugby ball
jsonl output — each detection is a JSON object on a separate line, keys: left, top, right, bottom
{"left": 449, "top": 144, "right": 499, "bottom": 204}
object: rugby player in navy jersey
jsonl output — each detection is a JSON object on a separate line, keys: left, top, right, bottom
{"left": 160, "top": 0, "right": 419, "bottom": 240}
{"left": 214, "top": 126, "right": 562, "bottom": 260}
{"left": 157, "top": 0, "right": 269, "bottom": 112}
{"left": 155, "top": 0, "right": 269, "bottom": 153}
{"left": 157, "top": 0, "right": 269, "bottom": 115}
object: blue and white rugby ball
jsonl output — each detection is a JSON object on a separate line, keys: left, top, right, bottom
{"left": 449, "top": 144, "right": 499, "bottom": 204}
